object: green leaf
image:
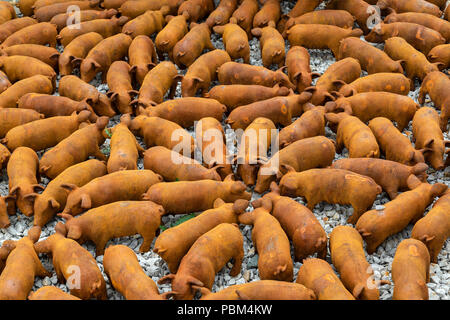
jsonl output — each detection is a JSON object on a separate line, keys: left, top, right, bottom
{"left": 105, "top": 128, "right": 112, "bottom": 138}
{"left": 159, "top": 213, "right": 197, "bottom": 231}
{"left": 172, "top": 213, "right": 196, "bottom": 227}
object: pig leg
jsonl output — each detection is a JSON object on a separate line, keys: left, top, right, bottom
{"left": 156, "top": 49, "right": 165, "bottom": 62}
{"left": 385, "top": 184, "right": 399, "bottom": 200}
{"left": 411, "top": 210, "right": 425, "bottom": 225}
{"left": 53, "top": 263, "right": 65, "bottom": 284}
{"left": 243, "top": 53, "right": 250, "bottom": 64}
{"left": 305, "top": 197, "right": 318, "bottom": 211}
{"left": 230, "top": 247, "right": 244, "bottom": 277}
{"left": 347, "top": 205, "right": 366, "bottom": 225}
{"left": 101, "top": 72, "right": 107, "bottom": 84}
{"left": 139, "top": 232, "right": 155, "bottom": 253}
{"left": 34, "top": 259, "right": 51, "bottom": 277}
{"left": 95, "top": 239, "right": 108, "bottom": 257}
{"left": 397, "top": 120, "right": 408, "bottom": 132}
{"left": 335, "top": 134, "right": 344, "bottom": 153}
{"left": 418, "top": 86, "right": 428, "bottom": 105}
{"left": 49, "top": 38, "right": 57, "bottom": 48}
{"left": 200, "top": 83, "right": 209, "bottom": 97}
{"left": 6, "top": 197, "right": 16, "bottom": 215}
{"left": 349, "top": 197, "right": 377, "bottom": 224}
{"left": 93, "top": 147, "right": 107, "bottom": 161}
{"left": 317, "top": 240, "right": 328, "bottom": 260}
{"left": 276, "top": 61, "right": 284, "bottom": 70}
{"left": 293, "top": 248, "right": 303, "bottom": 262}
{"left": 366, "top": 241, "right": 379, "bottom": 255}
{"left": 206, "top": 38, "right": 215, "bottom": 50}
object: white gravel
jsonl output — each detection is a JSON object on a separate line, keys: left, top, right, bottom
{"left": 1, "top": 0, "right": 448, "bottom": 300}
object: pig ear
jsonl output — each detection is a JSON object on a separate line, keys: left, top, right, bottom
{"left": 277, "top": 65, "right": 287, "bottom": 73}
{"left": 107, "top": 91, "right": 118, "bottom": 102}
{"left": 292, "top": 71, "right": 302, "bottom": 84}
{"left": 129, "top": 65, "right": 137, "bottom": 75}
{"left": 60, "top": 183, "right": 78, "bottom": 193}
{"left": 71, "top": 58, "right": 82, "bottom": 67}
{"left": 91, "top": 61, "right": 101, "bottom": 70}
{"left": 158, "top": 274, "right": 176, "bottom": 284}
{"left": 187, "top": 276, "right": 204, "bottom": 288}
{"left": 23, "top": 193, "right": 39, "bottom": 202}
{"left": 213, "top": 198, "right": 225, "bottom": 208}
{"left": 128, "top": 90, "right": 139, "bottom": 99}
{"left": 67, "top": 225, "right": 82, "bottom": 240}
{"left": 50, "top": 52, "right": 60, "bottom": 60}
{"left": 279, "top": 164, "right": 296, "bottom": 174}
{"left": 304, "top": 86, "right": 316, "bottom": 94}
{"left": 224, "top": 174, "right": 235, "bottom": 182}
{"left": 173, "top": 74, "right": 183, "bottom": 83}
{"left": 420, "top": 234, "right": 436, "bottom": 243}
{"left": 161, "top": 291, "right": 178, "bottom": 300}
{"left": 210, "top": 164, "right": 225, "bottom": 174}
{"left": 423, "top": 139, "right": 434, "bottom": 149}
{"left": 212, "top": 25, "right": 225, "bottom": 34}
{"left": 433, "top": 62, "right": 445, "bottom": 70}
{"left": 80, "top": 194, "right": 92, "bottom": 209}
{"left": 383, "top": 7, "right": 397, "bottom": 17}
{"left": 332, "top": 80, "right": 347, "bottom": 90}
{"left": 116, "top": 15, "right": 129, "bottom": 26}
{"left": 192, "top": 76, "right": 204, "bottom": 84}
{"left": 9, "top": 186, "right": 20, "bottom": 196}
{"left": 48, "top": 198, "right": 60, "bottom": 210}
{"left": 268, "top": 20, "right": 276, "bottom": 28}
{"left": 192, "top": 285, "right": 211, "bottom": 298}
{"left": 251, "top": 28, "right": 262, "bottom": 37}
